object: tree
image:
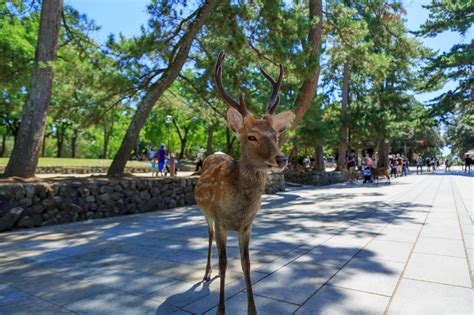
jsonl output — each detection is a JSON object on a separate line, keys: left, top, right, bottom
{"left": 107, "top": 0, "right": 217, "bottom": 178}
{"left": 323, "top": 1, "right": 372, "bottom": 169}
{"left": 416, "top": 0, "right": 473, "bottom": 157}
{"left": 417, "top": 0, "right": 473, "bottom": 115}
{"left": 0, "top": 1, "right": 38, "bottom": 157}
{"left": 291, "top": 0, "right": 324, "bottom": 130}
{"left": 3, "top": 0, "right": 63, "bottom": 177}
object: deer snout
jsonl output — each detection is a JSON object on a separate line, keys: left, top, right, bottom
{"left": 275, "top": 156, "right": 288, "bottom": 170}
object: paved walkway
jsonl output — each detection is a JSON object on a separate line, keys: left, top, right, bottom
{"left": 0, "top": 171, "right": 472, "bottom": 314}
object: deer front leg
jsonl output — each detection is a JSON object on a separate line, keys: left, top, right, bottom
{"left": 215, "top": 224, "right": 228, "bottom": 315}
{"left": 238, "top": 227, "right": 257, "bottom": 315}
{"left": 204, "top": 217, "right": 214, "bottom": 282}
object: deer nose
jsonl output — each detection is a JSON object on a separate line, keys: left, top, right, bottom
{"left": 275, "top": 156, "right": 288, "bottom": 169}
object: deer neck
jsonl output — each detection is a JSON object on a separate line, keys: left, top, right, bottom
{"left": 238, "top": 157, "right": 268, "bottom": 194}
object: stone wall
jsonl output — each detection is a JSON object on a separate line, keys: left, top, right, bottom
{"left": 284, "top": 170, "right": 348, "bottom": 186}
{"left": 0, "top": 172, "right": 285, "bottom": 232}
{"left": 265, "top": 172, "right": 285, "bottom": 194}
{"left": 0, "top": 165, "right": 151, "bottom": 174}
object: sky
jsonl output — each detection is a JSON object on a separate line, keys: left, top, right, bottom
{"left": 65, "top": 0, "right": 471, "bottom": 154}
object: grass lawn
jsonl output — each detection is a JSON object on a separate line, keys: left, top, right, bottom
{"left": 0, "top": 158, "right": 149, "bottom": 168}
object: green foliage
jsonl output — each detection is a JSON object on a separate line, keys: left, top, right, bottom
{"left": 1, "top": 0, "right": 455, "bottom": 163}
{"left": 417, "top": 0, "right": 473, "bottom": 116}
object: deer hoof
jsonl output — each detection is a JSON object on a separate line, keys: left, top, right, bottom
{"left": 203, "top": 271, "right": 212, "bottom": 282}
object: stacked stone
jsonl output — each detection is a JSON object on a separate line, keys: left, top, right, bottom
{"left": 0, "top": 166, "right": 151, "bottom": 174}
{"left": 0, "top": 177, "right": 197, "bottom": 232}
{"left": 265, "top": 172, "right": 286, "bottom": 194}
{"left": 284, "top": 170, "right": 348, "bottom": 186}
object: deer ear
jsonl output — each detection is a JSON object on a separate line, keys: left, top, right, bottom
{"left": 272, "top": 110, "right": 294, "bottom": 133}
{"left": 227, "top": 107, "right": 244, "bottom": 136}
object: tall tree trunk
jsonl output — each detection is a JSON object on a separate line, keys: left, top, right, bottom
{"left": 0, "top": 133, "right": 6, "bottom": 157}
{"left": 206, "top": 125, "right": 214, "bottom": 155}
{"left": 41, "top": 133, "right": 46, "bottom": 157}
{"left": 3, "top": 0, "right": 62, "bottom": 177}
{"left": 103, "top": 130, "right": 110, "bottom": 159}
{"left": 314, "top": 144, "right": 324, "bottom": 171}
{"left": 179, "top": 139, "right": 187, "bottom": 159}
{"left": 71, "top": 129, "right": 78, "bottom": 158}
{"left": 290, "top": 0, "right": 323, "bottom": 130}
{"left": 290, "top": 140, "right": 299, "bottom": 170}
{"left": 56, "top": 125, "right": 64, "bottom": 158}
{"left": 107, "top": 0, "right": 216, "bottom": 178}
{"left": 377, "top": 140, "right": 389, "bottom": 168}
{"left": 336, "top": 63, "right": 350, "bottom": 170}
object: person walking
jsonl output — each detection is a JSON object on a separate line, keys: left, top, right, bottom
{"left": 304, "top": 156, "right": 311, "bottom": 168}
{"left": 346, "top": 150, "right": 357, "bottom": 184}
{"left": 195, "top": 147, "right": 205, "bottom": 172}
{"left": 402, "top": 158, "right": 408, "bottom": 176}
{"left": 149, "top": 146, "right": 156, "bottom": 160}
{"left": 444, "top": 159, "right": 451, "bottom": 172}
{"left": 363, "top": 154, "right": 373, "bottom": 184}
{"left": 150, "top": 156, "right": 158, "bottom": 177}
{"left": 416, "top": 155, "right": 423, "bottom": 174}
{"left": 157, "top": 144, "right": 167, "bottom": 176}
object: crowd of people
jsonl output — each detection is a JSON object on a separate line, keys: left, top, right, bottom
{"left": 148, "top": 144, "right": 179, "bottom": 177}
{"left": 343, "top": 151, "right": 458, "bottom": 185}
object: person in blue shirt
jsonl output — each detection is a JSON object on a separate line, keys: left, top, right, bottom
{"left": 157, "top": 144, "right": 167, "bottom": 176}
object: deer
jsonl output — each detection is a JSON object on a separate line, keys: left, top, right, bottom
{"left": 194, "top": 51, "right": 294, "bottom": 315}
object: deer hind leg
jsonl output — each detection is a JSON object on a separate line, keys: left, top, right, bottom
{"left": 215, "top": 224, "right": 228, "bottom": 315}
{"left": 203, "top": 216, "right": 214, "bottom": 282}
{"left": 238, "top": 227, "right": 257, "bottom": 315}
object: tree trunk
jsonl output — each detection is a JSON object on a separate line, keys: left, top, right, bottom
{"left": 0, "top": 133, "right": 6, "bottom": 157}
{"left": 290, "top": 140, "right": 298, "bottom": 170}
{"left": 179, "top": 139, "right": 187, "bottom": 159}
{"left": 3, "top": 0, "right": 63, "bottom": 177}
{"left": 41, "top": 133, "right": 46, "bottom": 157}
{"left": 206, "top": 125, "right": 214, "bottom": 155}
{"left": 314, "top": 144, "right": 324, "bottom": 171}
{"left": 103, "top": 130, "right": 110, "bottom": 159}
{"left": 290, "top": 0, "right": 323, "bottom": 130}
{"left": 56, "top": 124, "right": 65, "bottom": 158}
{"left": 336, "top": 62, "right": 350, "bottom": 170}
{"left": 377, "top": 140, "right": 389, "bottom": 168}
{"left": 71, "top": 129, "right": 78, "bottom": 158}
{"left": 107, "top": 0, "right": 217, "bottom": 178}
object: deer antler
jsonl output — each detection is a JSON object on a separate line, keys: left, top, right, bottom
{"left": 259, "top": 64, "right": 284, "bottom": 114}
{"left": 215, "top": 51, "right": 248, "bottom": 116}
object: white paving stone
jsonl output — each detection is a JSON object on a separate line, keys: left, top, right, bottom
{"left": 403, "top": 252, "right": 471, "bottom": 287}
{"left": 388, "top": 279, "right": 473, "bottom": 315}
{"left": 357, "top": 239, "right": 414, "bottom": 263}
{"left": 328, "top": 257, "right": 405, "bottom": 296}
{"left": 296, "top": 285, "right": 389, "bottom": 315}
{"left": 414, "top": 236, "right": 466, "bottom": 257}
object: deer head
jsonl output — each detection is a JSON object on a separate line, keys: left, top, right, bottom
{"left": 215, "top": 51, "right": 294, "bottom": 170}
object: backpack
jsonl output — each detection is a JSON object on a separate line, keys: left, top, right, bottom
{"left": 363, "top": 168, "right": 371, "bottom": 176}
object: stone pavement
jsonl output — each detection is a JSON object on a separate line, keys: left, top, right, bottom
{"left": 0, "top": 171, "right": 472, "bottom": 314}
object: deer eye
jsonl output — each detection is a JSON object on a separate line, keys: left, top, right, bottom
{"left": 247, "top": 135, "right": 257, "bottom": 141}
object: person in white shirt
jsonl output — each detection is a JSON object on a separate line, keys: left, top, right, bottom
{"left": 195, "top": 147, "right": 205, "bottom": 171}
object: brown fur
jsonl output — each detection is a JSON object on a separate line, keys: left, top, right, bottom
{"left": 195, "top": 111, "right": 292, "bottom": 315}
{"left": 371, "top": 167, "right": 391, "bottom": 185}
